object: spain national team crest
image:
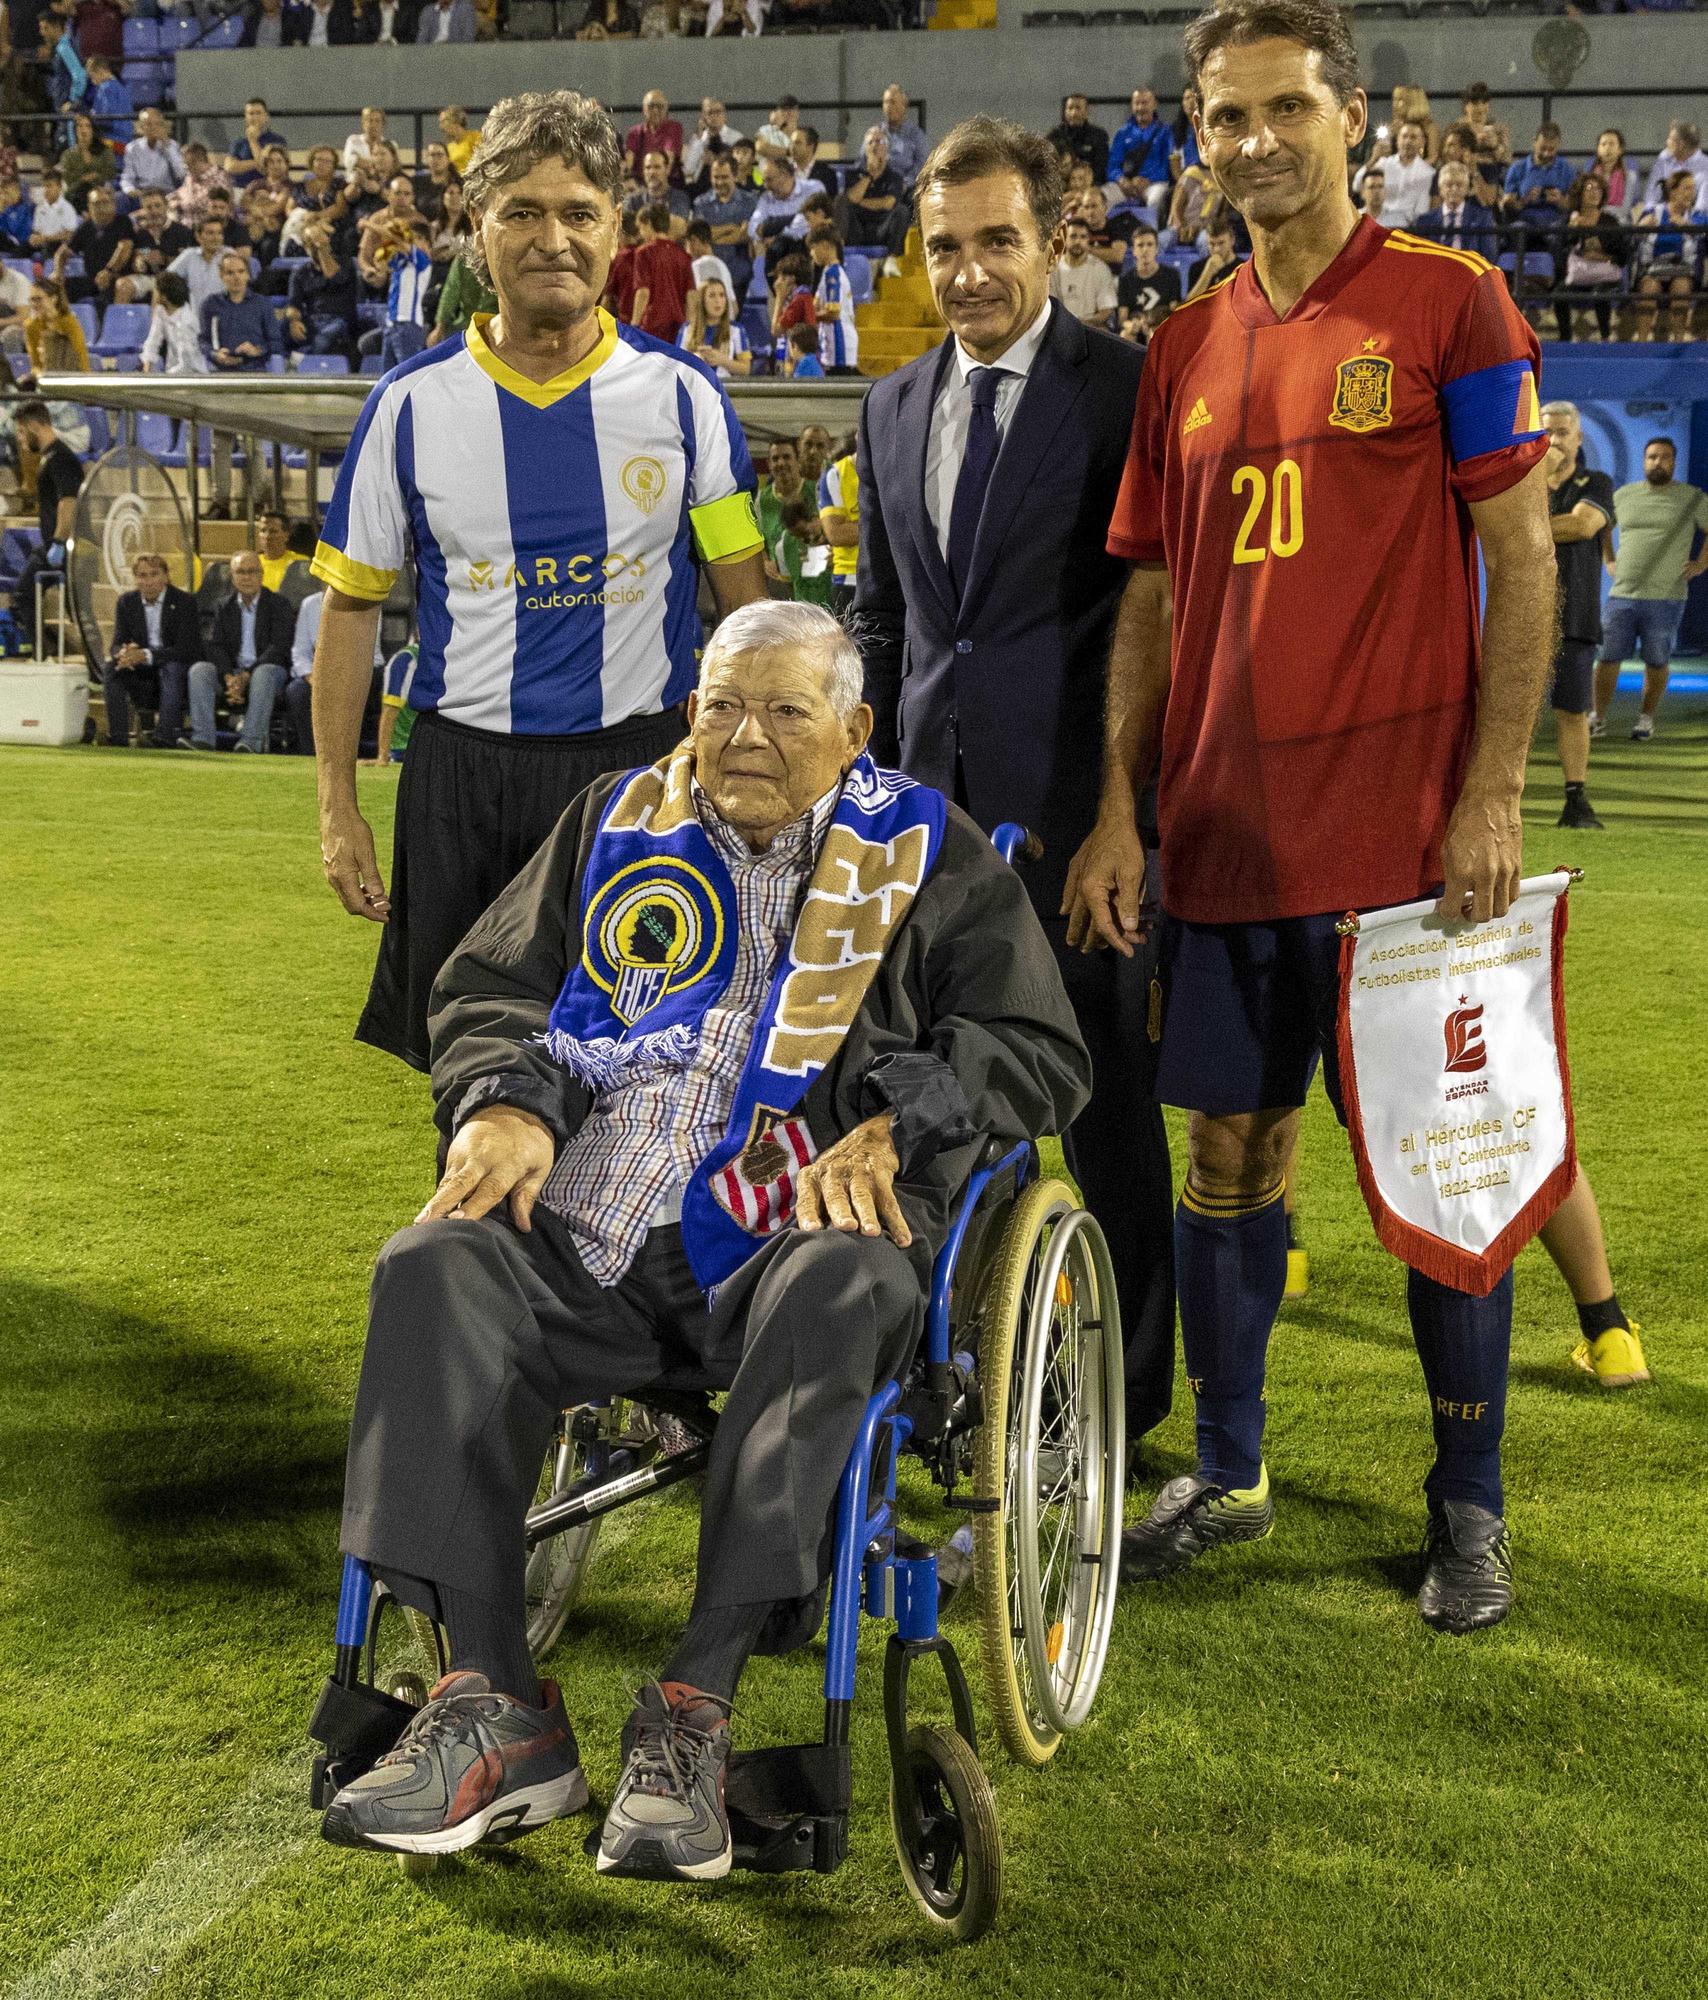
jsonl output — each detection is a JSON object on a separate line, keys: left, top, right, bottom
{"left": 1329, "top": 354, "right": 1394, "bottom": 434}
{"left": 581, "top": 858, "right": 724, "bottom": 1026}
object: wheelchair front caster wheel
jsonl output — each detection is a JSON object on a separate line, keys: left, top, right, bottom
{"left": 398, "top": 1852, "right": 439, "bottom": 1880}
{"left": 387, "top": 1671, "right": 429, "bottom": 1707}
{"left": 888, "top": 1724, "right": 1001, "bottom": 1942}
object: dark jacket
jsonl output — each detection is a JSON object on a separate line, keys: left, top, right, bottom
{"left": 204, "top": 585, "right": 294, "bottom": 677}
{"left": 855, "top": 301, "right": 1146, "bottom": 908}
{"left": 1412, "top": 199, "right": 1499, "bottom": 258}
{"left": 353, "top": 0, "right": 420, "bottom": 37}
{"left": 414, "top": 0, "right": 474, "bottom": 37}
{"left": 107, "top": 582, "right": 200, "bottom": 670}
{"left": 428, "top": 766, "right": 1091, "bottom": 1299}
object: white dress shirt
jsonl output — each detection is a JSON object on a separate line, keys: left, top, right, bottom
{"left": 924, "top": 298, "right": 1054, "bottom": 562}
{"left": 237, "top": 597, "right": 259, "bottom": 670}
{"left": 1362, "top": 152, "right": 1433, "bottom": 226}
{"left": 307, "top": 1, "right": 333, "bottom": 43}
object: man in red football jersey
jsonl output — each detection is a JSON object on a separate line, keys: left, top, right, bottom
{"left": 1065, "top": 0, "right": 1555, "bottom": 1634}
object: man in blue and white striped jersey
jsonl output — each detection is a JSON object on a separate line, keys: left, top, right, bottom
{"left": 311, "top": 89, "right": 767, "bottom": 1074}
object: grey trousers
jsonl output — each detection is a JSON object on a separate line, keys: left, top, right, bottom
{"left": 340, "top": 1209, "right": 920, "bottom": 1620}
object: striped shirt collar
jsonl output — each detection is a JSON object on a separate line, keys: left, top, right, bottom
{"left": 692, "top": 774, "right": 841, "bottom": 873}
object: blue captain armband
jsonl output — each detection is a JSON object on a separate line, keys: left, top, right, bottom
{"left": 1442, "top": 360, "right": 1544, "bottom": 466}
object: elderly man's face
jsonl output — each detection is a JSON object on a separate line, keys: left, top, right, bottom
{"left": 139, "top": 108, "right": 165, "bottom": 144}
{"left": 231, "top": 552, "right": 262, "bottom": 598}
{"left": 690, "top": 644, "right": 870, "bottom": 848}
{"left": 1437, "top": 164, "right": 1469, "bottom": 205}
{"left": 1131, "top": 88, "right": 1156, "bottom": 123}
{"left": 1541, "top": 406, "right": 1579, "bottom": 468}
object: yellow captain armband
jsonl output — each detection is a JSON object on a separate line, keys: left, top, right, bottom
{"left": 310, "top": 543, "right": 399, "bottom": 603}
{"left": 690, "top": 491, "right": 764, "bottom": 564}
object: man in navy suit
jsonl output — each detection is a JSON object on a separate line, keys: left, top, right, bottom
{"left": 1412, "top": 161, "right": 1498, "bottom": 257}
{"left": 101, "top": 551, "right": 202, "bottom": 747}
{"left": 856, "top": 116, "right": 1175, "bottom": 1447}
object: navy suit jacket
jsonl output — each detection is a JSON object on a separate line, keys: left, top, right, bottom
{"left": 205, "top": 586, "right": 294, "bottom": 678}
{"left": 107, "top": 583, "right": 200, "bottom": 671}
{"left": 855, "top": 302, "right": 1145, "bottom": 907}
{"left": 1411, "top": 201, "right": 1499, "bottom": 258}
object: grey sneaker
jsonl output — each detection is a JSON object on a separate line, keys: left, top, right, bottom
{"left": 596, "top": 1681, "right": 733, "bottom": 1881}
{"left": 1121, "top": 1468, "right": 1274, "bottom": 1581}
{"left": 321, "top": 1670, "right": 588, "bottom": 1856}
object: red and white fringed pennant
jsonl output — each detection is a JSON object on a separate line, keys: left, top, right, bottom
{"left": 1336, "top": 872, "right": 1579, "bottom": 1296}
{"left": 711, "top": 1116, "right": 818, "bottom": 1236}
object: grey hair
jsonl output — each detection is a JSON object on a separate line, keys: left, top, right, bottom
{"left": 698, "top": 601, "right": 865, "bottom": 719}
{"left": 862, "top": 124, "right": 891, "bottom": 155}
{"left": 1540, "top": 399, "right": 1580, "bottom": 424}
{"left": 461, "top": 90, "right": 624, "bottom": 286}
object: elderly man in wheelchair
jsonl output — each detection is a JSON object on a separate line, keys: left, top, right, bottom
{"left": 316, "top": 600, "right": 1092, "bottom": 1894}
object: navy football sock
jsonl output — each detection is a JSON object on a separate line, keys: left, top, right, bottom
{"left": 1406, "top": 1267, "right": 1513, "bottom": 1517}
{"left": 1175, "top": 1178, "right": 1288, "bottom": 1492}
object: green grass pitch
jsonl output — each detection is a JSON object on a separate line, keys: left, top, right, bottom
{"left": 2, "top": 696, "right": 1704, "bottom": 2000}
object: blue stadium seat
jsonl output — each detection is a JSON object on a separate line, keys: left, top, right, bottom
{"left": 135, "top": 410, "right": 180, "bottom": 460}
{"left": 200, "top": 13, "right": 246, "bottom": 44}
{"left": 1109, "top": 203, "right": 1160, "bottom": 230}
{"left": 1500, "top": 251, "right": 1559, "bottom": 284}
{"left": 1160, "top": 245, "right": 1199, "bottom": 284}
{"left": 295, "top": 353, "right": 351, "bottom": 375}
{"left": 82, "top": 406, "right": 111, "bottom": 456}
{"left": 359, "top": 354, "right": 383, "bottom": 375}
{"left": 266, "top": 353, "right": 286, "bottom": 374}
{"left": 71, "top": 301, "right": 98, "bottom": 349}
{"left": 357, "top": 301, "right": 387, "bottom": 329}
{"left": 93, "top": 301, "right": 151, "bottom": 357}
{"left": 107, "top": 352, "right": 142, "bottom": 371}
{"left": 847, "top": 257, "right": 875, "bottom": 304}
{"left": 155, "top": 15, "right": 193, "bottom": 49}
{"left": 126, "top": 62, "right": 168, "bottom": 107}
{"left": 5, "top": 351, "right": 30, "bottom": 382}
{"left": 122, "top": 17, "right": 161, "bottom": 52}
{"left": 0, "top": 526, "right": 42, "bottom": 593}
{"left": 3, "top": 257, "right": 33, "bottom": 283}
{"left": 63, "top": 254, "right": 84, "bottom": 278}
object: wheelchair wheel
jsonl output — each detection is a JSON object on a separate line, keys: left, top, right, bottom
{"left": 524, "top": 1411, "right": 609, "bottom": 1662}
{"left": 971, "top": 1180, "right": 1125, "bottom": 1766}
{"left": 888, "top": 1724, "right": 1002, "bottom": 1943}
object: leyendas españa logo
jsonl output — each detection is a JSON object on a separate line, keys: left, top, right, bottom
{"left": 1443, "top": 997, "right": 1488, "bottom": 1074}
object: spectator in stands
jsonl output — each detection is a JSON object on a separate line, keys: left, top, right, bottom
{"left": 1415, "top": 161, "right": 1496, "bottom": 257}
{"left": 604, "top": 208, "right": 639, "bottom": 320}
{"left": 1186, "top": 215, "right": 1241, "bottom": 298}
{"left": 82, "top": 55, "right": 130, "bottom": 145}
{"left": 352, "top": 0, "right": 421, "bottom": 41}
{"left": 0, "top": 173, "right": 32, "bottom": 253}
{"left": 48, "top": 10, "right": 86, "bottom": 125}
{"left": 68, "top": 184, "right": 132, "bottom": 305}
{"left": 372, "top": 218, "right": 434, "bottom": 367}
{"left": 1589, "top": 129, "right": 1639, "bottom": 219}
{"left": 242, "top": 0, "right": 306, "bottom": 49}
{"left": 1107, "top": 87, "right": 1171, "bottom": 211}
{"left": 29, "top": 167, "right": 76, "bottom": 253}
{"left": 1116, "top": 223, "right": 1179, "bottom": 344}
{"left": 693, "top": 150, "right": 757, "bottom": 300}
{"left": 426, "top": 242, "right": 493, "bottom": 344}
{"left": 286, "top": 586, "right": 381, "bottom": 755}
{"left": 624, "top": 149, "right": 689, "bottom": 237}
{"left": 1389, "top": 85, "right": 1438, "bottom": 165}
{"left": 1048, "top": 94, "right": 1109, "bottom": 188}
{"left": 623, "top": 89, "right": 684, "bottom": 186}
{"left": 1460, "top": 82, "right": 1511, "bottom": 173}
{"left": 731, "top": 137, "right": 760, "bottom": 191}
{"left": 876, "top": 84, "right": 926, "bottom": 188}
{"left": 754, "top": 96, "right": 799, "bottom": 168}
{"left": 1560, "top": 174, "right": 1626, "bottom": 343}
{"left": 71, "top": 0, "right": 126, "bottom": 67}
{"left": 1436, "top": 122, "right": 1501, "bottom": 211}
{"left": 290, "top": 146, "right": 350, "bottom": 239}
{"left": 201, "top": 186, "right": 246, "bottom": 248}
{"left": 773, "top": 495, "right": 832, "bottom": 603}
{"left": 836, "top": 125, "right": 908, "bottom": 264}
{"left": 9, "top": 399, "right": 80, "bottom": 654}
{"left": 1502, "top": 122, "right": 1575, "bottom": 241}
{"left": 359, "top": 173, "right": 426, "bottom": 277}
{"left": 1357, "top": 166, "right": 1387, "bottom": 228}
{"left": 790, "top": 126, "right": 827, "bottom": 196}
{"left": 58, "top": 112, "right": 118, "bottom": 213}
{"left": 0, "top": 260, "right": 32, "bottom": 361}
{"left": 188, "top": 550, "right": 295, "bottom": 752}
{"left": 1358, "top": 120, "right": 1431, "bottom": 226}
{"left": 1632, "top": 172, "right": 1705, "bottom": 343}
{"left": 256, "top": 144, "right": 299, "bottom": 209}
{"left": 342, "top": 105, "right": 388, "bottom": 178}
{"left": 124, "top": 186, "right": 192, "bottom": 299}
{"left": 628, "top": 200, "right": 694, "bottom": 340}
{"left": 203, "top": 248, "right": 281, "bottom": 376}
{"left": 415, "top": 0, "right": 471, "bottom": 36}
{"left": 683, "top": 98, "right": 742, "bottom": 186}
{"left": 285, "top": 216, "right": 358, "bottom": 356}
{"left": 438, "top": 105, "right": 479, "bottom": 178}
{"left": 684, "top": 218, "right": 735, "bottom": 306}
{"left": 756, "top": 435, "right": 804, "bottom": 554}
{"left": 1169, "top": 85, "right": 1200, "bottom": 180}
{"left": 807, "top": 224, "right": 857, "bottom": 374}
{"left": 1048, "top": 214, "right": 1116, "bottom": 327}
{"left": 413, "top": 140, "right": 456, "bottom": 222}
{"left": 784, "top": 320, "right": 821, "bottom": 379}
{"left": 21, "top": 258, "right": 88, "bottom": 377}
{"left": 224, "top": 96, "right": 288, "bottom": 188}
{"left": 140, "top": 267, "right": 204, "bottom": 372}
{"left": 576, "top": 0, "right": 640, "bottom": 37}
{"left": 253, "top": 509, "right": 300, "bottom": 595}
{"left": 680, "top": 277, "right": 749, "bottom": 378}
{"left": 122, "top": 108, "right": 185, "bottom": 200}
{"left": 1167, "top": 156, "right": 1214, "bottom": 249}
{"left": 750, "top": 157, "right": 813, "bottom": 284}
{"left": 346, "top": 147, "right": 402, "bottom": 235}
{"left": 101, "top": 551, "right": 201, "bottom": 748}
{"left": 169, "top": 140, "right": 231, "bottom": 228}
{"left": 768, "top": 248, "right": 814, "bottom": 365}
{"left": 169, "top": 214, "right": 233, "bottom": 317}
{"left": 428, "top": 180, "right": 470, "bottom": 268}
{"left": 1077, "top": 188, "right": 1132, "bottom": 273}
{"left": 1642, "top": 121, "right": 1708, "bottom": 215}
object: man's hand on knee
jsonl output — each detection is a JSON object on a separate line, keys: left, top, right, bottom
{"left": 795, "top": 1114, "right": 911, "bottom": 1248}
{"left": 416, "top": 1107, "right": 556, "bottom": 1232}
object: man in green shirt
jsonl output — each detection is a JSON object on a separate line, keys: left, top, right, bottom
{"left": 1593, "top": 437, "right": 1708, "bottom": 741}
{"left": 755, "top": 434, "right": 808, "bottom": 558}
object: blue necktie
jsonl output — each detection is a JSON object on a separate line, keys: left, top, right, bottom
{"left": 947, "top": 365, "right": 1001, "bottom": 595}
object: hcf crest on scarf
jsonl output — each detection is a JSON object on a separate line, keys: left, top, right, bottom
{"left": 541, "top": 746, "right": 946, "bottom": 1291}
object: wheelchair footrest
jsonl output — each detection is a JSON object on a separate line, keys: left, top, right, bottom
{"left": 306, "top": 1674, "right": 419, "bottom": 1805}
{"left": 726, "top": 1741, "right": 852, "bottom": 1876}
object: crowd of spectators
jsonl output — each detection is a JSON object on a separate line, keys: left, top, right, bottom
{"left": 1044, "top": 85, "right": 1704, "bottom": 349}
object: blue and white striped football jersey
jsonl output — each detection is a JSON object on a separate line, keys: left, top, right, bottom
{"left": 386, "top": 245, "right": 433, "bottom": 330}
{"left": 311, "top": 310, "right": 761, "bottom": 736}
{"left": 814, "top": 260, "right": 858, "bottom": 371}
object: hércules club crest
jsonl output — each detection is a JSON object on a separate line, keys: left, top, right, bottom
{"left": 1329, "top": 353, "right": 1394, "bottom": 434}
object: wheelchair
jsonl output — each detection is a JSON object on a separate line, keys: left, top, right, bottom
{"left": 307, "top": 826, "right": 1126, "bottom": 1944}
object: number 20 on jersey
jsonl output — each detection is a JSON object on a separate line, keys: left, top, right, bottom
{"left": 1231, "top": 459, "right": 1303, "bottom": 566}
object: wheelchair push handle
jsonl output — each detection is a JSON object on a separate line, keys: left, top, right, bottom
{"left": 990, "top": 823, "right": 1043, "bottom": 868}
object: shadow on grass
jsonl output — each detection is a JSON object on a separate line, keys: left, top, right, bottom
{"left": 2, "top": 1276, "right": 346, "bottom": 1597}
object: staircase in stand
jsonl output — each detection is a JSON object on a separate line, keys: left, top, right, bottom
{"left": 854, "top": 230, "right": 943, "bottom": 378}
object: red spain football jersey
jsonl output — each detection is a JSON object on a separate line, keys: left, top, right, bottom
{"left": 1107, "top": 216, "right": 1546, "bottom": 924}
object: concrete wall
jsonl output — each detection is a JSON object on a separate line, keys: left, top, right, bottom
{"left": 175, "top": 17, "right": 1704, "bottom": 159}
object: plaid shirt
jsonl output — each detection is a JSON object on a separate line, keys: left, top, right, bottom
{"left": 542, "top": 778, "right": 841, "bottom": 1285}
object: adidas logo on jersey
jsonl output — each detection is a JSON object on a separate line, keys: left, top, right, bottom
{"left": 1182, "top": 397, "right": 1213, "bottom": 437}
